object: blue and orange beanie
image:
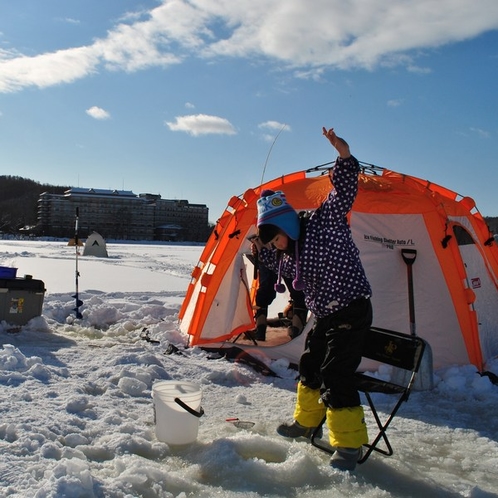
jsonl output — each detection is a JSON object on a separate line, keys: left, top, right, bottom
{"left": 256, "top": 190, "right": 300, "bottom": 244}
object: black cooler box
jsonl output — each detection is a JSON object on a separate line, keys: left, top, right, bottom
{"left": 0, "top": 277, "right": 46, "bottom": 326}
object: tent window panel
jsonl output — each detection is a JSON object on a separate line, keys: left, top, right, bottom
{"left": 453, "top": 225, "right": 475, "bottom": 246}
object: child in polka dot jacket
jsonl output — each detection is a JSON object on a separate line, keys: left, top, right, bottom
{"left": 256, "top": 126, "right": 373, "bottom": 471}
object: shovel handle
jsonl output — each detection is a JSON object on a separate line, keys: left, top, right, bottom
{"left": 174, "top": 397, "right": 205, "bottom": 418}
{"left": 401, "top": 248, "right": 417, "bottom": 336}
{"left": 401, "top": 248, "right": 417, "bottom": 265}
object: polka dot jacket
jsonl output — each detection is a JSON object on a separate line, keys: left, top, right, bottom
{"left": 259, "top": 155, "right": 372, "bottom": 318}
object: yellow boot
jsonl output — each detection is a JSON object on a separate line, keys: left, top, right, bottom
{"left": 326, "top": 406, "right": 368, "bottom": 448}
{"left": 276, "top": 382, "right": 326, "bottom": 439}
{"left": 326, "top": 406, "right": 368, "bottom": 471}
{"left": 293, "top": 382, "right": 326, "bottom": 427}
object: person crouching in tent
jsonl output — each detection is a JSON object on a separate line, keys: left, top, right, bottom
{"left": 256, "top": 126, "right": 373, "bottom": 471}
{"left": 249, "top": 252, "right": 308, "bottom": 342}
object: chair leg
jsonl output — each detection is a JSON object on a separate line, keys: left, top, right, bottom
{"left": 311, "top": 393, "right": 408, "bottom": 465}
{"left": 310, "top": 415, "right": 336, "bottom": 455}
{"left": 358, "top": 392, "right": 406, "bottom": 464}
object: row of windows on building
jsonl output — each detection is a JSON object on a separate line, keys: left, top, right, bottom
{"left": 37, "top": 188, "right": 211, "bottom": 242}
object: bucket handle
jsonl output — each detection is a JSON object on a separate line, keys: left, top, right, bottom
{"left": 174, "top": 397, "right": 205, "bottom": 418}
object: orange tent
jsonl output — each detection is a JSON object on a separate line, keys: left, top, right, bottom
{"left": 179, "top": 163, "right": 498, "bottom": 371}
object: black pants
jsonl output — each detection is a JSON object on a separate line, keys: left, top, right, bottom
{"left": 298, "top": 297, "right": 373, "bottom": 408}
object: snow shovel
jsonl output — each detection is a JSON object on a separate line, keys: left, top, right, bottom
{"left": 391, "top": 249, "right": 434, "bottom": 390}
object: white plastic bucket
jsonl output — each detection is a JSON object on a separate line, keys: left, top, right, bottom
{"left": 152, "top": 381, "right": 203, "bottom": 445}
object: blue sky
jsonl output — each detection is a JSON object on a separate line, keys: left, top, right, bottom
{"left": 1, "top": 0, "right": 497, "bottom": 223}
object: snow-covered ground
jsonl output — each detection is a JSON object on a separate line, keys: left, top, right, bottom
{"left": 1, "top": 239, "right": 497, "bottom": 498}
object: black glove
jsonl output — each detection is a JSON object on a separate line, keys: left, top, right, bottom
{"left": 320, "top": 388, "right": 333, "bottom": 408}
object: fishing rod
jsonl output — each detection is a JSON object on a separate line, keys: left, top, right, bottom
{"left": 260, "top": 124, "right": 287, "bottom": 185}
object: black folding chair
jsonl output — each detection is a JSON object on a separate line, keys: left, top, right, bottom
{"left": 311, "top": 326, "right": 426, "bottom": 464}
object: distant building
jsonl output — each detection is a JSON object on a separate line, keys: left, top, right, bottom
{"left": 37, "top": 188, "right": 209, "bottom": 242}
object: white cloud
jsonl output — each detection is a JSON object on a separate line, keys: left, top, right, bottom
{"left": 165, "top": 114, "right": 237, "bottom": 136}
{"left": 0, "top": 46, "right": 100, "bottom": 92}
{"left": 294, "top": 67, "right": 325, "bottom": 81}
{"left": 407, "top": 64, "right": 433, "bottom": 75}
{"left": 86, "top": 106, "right": 111, "bottom": 120}
{"left": 258, "top": 120, "right": 290, "bottom": 132}
{"left": 258, "top": 121, "right": 290, "bottom": 142}
{"left": 470, "top": 127, "right": 491, "bottom": 138}
{"left": 1, "top": 0, "right": 498, "bottom": 93}
{"left": 387, "top": 99, "right": 403, "bottom": 107}
{"left": 57, "top": 17, "right": 80, "bottom": 25}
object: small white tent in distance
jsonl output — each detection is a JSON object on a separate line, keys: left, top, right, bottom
{"left": 83, "top": 232, "right": 108, "bottom": 258}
